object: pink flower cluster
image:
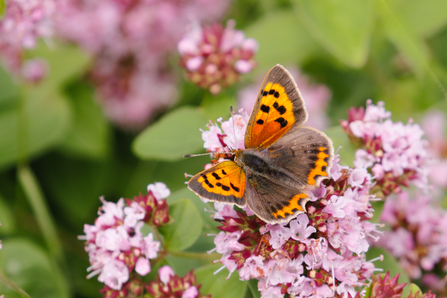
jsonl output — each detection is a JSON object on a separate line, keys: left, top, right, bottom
{"left": 0, "top": 0, "right": 54, "bottom": 79}
{"left": 199, "top": 113, "right": 381, "bottom": 297}
{"left": 178, "top": 20, "right": 258, "bottom": 94}
{"left": 238, "top": 67, "right": 331, "bottom": 130}
{"left": 341, "top": 100, "right": 429, "bottom": 196}
{"left": 378, "top": 191, "right": 447, "bottom": 293}
{"left": 421, "top": 110, "right": 447, "bottom": 190}
{"left": 55, "top": 0, "right": 230, "bottom": 128}
{"left": 80, "top": 182, "right": 170, "bottom": 295}
{"left": 146, "top": 265, "right": 210, "bottom": 298}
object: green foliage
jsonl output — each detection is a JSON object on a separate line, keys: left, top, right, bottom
{"left": 133, "top": 107, "right": 209, "bottom": 161}
{"left": 1, "top": 0, "right": 447, "bottom": 297}
{"left": 159, "top": 199, "right": 203, "bottom": 251}
{"left": 195, "top": 264, "right": 247, "bottom": 298}
{"left": 294, "top": 0, "right": 375, "bottom": 68}
{"left": 0, "top": 239, "right": 70, "bottom": 298}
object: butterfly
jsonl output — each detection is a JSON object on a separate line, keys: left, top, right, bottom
{"left": 188, "top": 64, "right": 334, "bottom": 224}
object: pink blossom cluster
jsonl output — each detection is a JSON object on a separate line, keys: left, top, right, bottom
{"left": 238, "top": 67, "right": 331, "bottom": 130}
{"left": 54, "top": 0, "right": 230, "bottom": 128}
{"left": 378, "top": 191, "right": 447, "bottom": 294}
{"left": 146, "top": 265, "right": 211, "bottom": 298}
{"left": 0, "top": 0, "right": 54, "bottom": 79}
{"left": 199, "top": 112, "right": 381, "bottom": 297}
{"left": 80, "top": 182, "right": 170, "bottom": 296}
{"left": 341, "top": 100, "right": 429, "bottom": 196}
{"left": 421, "top": 110, "right": 447, "bottom": 191}
{"left": 178, "top": 20, "right": 258, "bottom": 94}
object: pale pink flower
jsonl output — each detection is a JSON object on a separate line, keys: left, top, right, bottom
{"left": 147, "top": 182, "right": 171, "bottom": 201}
{"left": 178, "top": 20, "right": 257, "bottom": 94}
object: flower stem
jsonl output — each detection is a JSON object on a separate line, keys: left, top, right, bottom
{"left": 17, "top": 165, "right": 63, "bottom": 262}
{"left": 0, "top": 269, "right": 32, "bottom": 298}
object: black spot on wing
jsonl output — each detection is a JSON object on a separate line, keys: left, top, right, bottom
{"left": 261, "top": 105, "right": 270, "bottom": 113}
{"left": 256, "top": 119, "right": 264, "bottom": 125}
{"left": 230, "top": 183, "right": 240, "bottom": 192}
{"left": 212, "top": 172, "right": 221, "bottom": 180}
{"left": 275, "top": 117, "right": 288, "bottom": 128}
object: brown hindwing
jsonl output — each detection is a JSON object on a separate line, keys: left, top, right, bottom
{"left": 266, "top": 126, "right": 335, "bottom": 188}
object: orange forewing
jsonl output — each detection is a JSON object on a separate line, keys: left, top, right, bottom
{"left": 245, "top": 65, "right": 308, "bottom": 150}
{"left": 248, "top": 83, "right": 295, "bottom": 148}
{"left": 188, "top": 161, "right": 246, "bottom": 206}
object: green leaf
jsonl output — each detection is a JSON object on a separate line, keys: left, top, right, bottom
{"left": 195, "top": 264, "right": 247, "bottom": 298}
{"left": 133, "top": 107, "right": 209, "bottom": 161}
{"left": 377, "top": 0, "right": 430, "bottom": 76}
{"left": 0, "top": 238, "right": 70, "bottom": 298}
{"left": 0, "top": 193, "right": 17, "bottom": 235}
{"left": 0, "top": 65, "right": 18, "bottom": 107}
{"left": 58, "top": 79, "right": 111, "bottom": 159}
{"left": 28, "top": 41, "right": 90, "bottom": 87}
{"left": 397, "top": 0, "right": 447, "bottom": 38}
{"left": 0, "top": 85, "right": 71, "bottom": 170}
{"left": 158, "top": 198, "right": 203, "bottom": 251}
{"left": 0, "top": 0, "right": 5, "bottom": 18}
{"left": 408, "top": 283, "right": 422, "bottom": 294}
{"left": 244, "top": 10, "right": 319, "bottom": 72}
{"left": 294, "top": 0, "right": 374, "bottom": 67}
{"left": 247, "top": 279, "right": 261, "bottom": 298}
{"left": 168, "top": 188, "right": 220, "bottom": 252}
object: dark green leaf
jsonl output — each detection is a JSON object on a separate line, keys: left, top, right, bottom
{"left": 169, "top": 188, "right": 220, "bottom": 252}
{"left": 0, "top": 238, "right": 70, "bottom": 298}
{"left": 0, "top": 193, "right": 16, "bottom": 235}
{"left": 195, "top": 264, "right": 247, "bottom": 298}
{"left": 294, "top": 0, "right": 374, "bottom": 67}
{"left": 0, "top": 85, "right": 71, "bottom": 170}
{"left": 247, "top": 279, "right": 261, "bottom": 298}
{"left": 58, "top": 80, "right": 111, "bottom": 159}
{"left": 133, "top": 107, "right": 209, "bottom": 161}
{"left": 158, "top": 198, "right": 203, "bottom": 251}
{"left": 377, "top": 0, "right": 429, "bottom": 76}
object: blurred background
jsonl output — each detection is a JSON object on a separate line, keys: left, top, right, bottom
{"left": 0, "top": 0, "right": 446, "bottom": 297}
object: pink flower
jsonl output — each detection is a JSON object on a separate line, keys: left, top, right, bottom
{"left": 0, "top": 0, "right": 55, "bottom": 74}
{"left": 98, "top": 259, "right": 129, "bottom": 290}
{"left": 80, "top": 183, "right": 171, "bottom": 294}
{"left": 178, "top": 20, "right": 258, "bottom": 94}
{"left": 147, "top": 182, "right": 170, "bottom": 201}
{"left": 21, "top": 58, "right": 48, "bottom": 83}
{"left": 343, "top": 101, "right": 429, "bottom": 196}
{"left": 377, "top": 191, "right": 447, "bottom": 282}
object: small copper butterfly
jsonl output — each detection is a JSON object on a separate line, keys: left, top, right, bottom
{"left": 188, "top": 65, "right": 335, "bottom": 224}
